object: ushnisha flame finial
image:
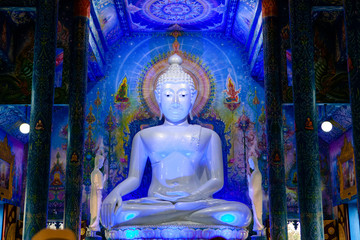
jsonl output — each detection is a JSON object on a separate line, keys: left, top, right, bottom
{"left": 168, "top": 53, "right": 182, "bottom": 65}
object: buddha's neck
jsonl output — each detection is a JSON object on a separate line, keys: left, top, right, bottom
{"left": 163, "top": 119, "right": 189, "bottom": 126}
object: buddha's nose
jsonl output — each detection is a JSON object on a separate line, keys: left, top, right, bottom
{"left": 172, "top": 95, "right": 180, "bottom": 107}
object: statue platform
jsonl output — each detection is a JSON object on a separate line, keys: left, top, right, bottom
{"left": 105, "top": 224, "right": 249, "bottom": 240}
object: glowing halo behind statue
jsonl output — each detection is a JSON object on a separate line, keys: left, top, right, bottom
{"left": 138, "top": 52, "right": 215, "bottom": 118}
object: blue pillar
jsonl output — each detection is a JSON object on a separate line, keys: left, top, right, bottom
{"left": 343, "top": 0, "right": 360, "bottom": 225}
{"left": 262, "top": 0, "right": 288, "bottom": 239}
{"left": 288, "top": 0, "right": 324, "bottom": 239}
{"left": 64, "top": 0, "right": 90, "bottom": 238}
{"left": 23, "top": 0, "right": 59, "bottom": 239}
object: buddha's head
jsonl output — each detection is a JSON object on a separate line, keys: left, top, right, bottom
{"left": 155, "top": 54, "right": 197, "bottom": 123}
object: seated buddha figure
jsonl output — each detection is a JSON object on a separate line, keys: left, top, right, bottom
{"left": 100, "top": 54, "right": 252, "bottom": 229}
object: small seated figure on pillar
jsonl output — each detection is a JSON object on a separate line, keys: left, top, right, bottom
{"left": 89, "top": 153, "right": 106, "bottom": 231}
{"left": 100, "top": 54, "right": 252, "bottom": 230}
{"left": 247, "top": 156, "right": 265, "bottom": 235}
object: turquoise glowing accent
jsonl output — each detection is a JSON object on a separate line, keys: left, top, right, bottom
{"left": 124, "top": 213, "right": 137, "bottom": 221}
{"left": 220, "top": 213, "right": 236, "bottom": 223}
{"left": 125, "top": 229, "right": 139, "bottom": 239}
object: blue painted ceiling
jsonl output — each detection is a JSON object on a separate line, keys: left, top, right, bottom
{"left": 89, "top": 0, "right": 263, "bottom": 79}
{"left": 0, "top": 0, "right": 354, "bottom": 146}
{"left": 125, "top": 0, "right": 228, "bottom": 31}
{"left": 95, "top": 0, "right": 249, "bottom": 33}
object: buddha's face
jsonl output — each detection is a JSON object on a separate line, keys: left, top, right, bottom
{"left": 160, "top": 82, "right": 192, "bottom": 124}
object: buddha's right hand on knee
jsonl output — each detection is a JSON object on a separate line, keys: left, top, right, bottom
{"left": 100, "top": 192, "right": 122, "bottom": 229}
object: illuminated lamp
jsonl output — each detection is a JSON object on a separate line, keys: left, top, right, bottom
{"left": 321, "top": 121, "right": 333, "bottom": 132}
{"left": 19, "top": 123, "right": 30, "bottom": 134}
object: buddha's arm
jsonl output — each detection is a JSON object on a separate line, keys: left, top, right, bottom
{"left": 101, "top": 133, "right": 147, "bottom": 227}
{"left": 185, "top": 131, "right": 224, "bottom": 200}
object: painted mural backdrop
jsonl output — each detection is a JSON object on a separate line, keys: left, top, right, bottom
{"left": 0, "top": 10, "right": 35, "bottom": 104}
{"left": 0, "top": 128, "right": 25, "bottom": 207}
{"left": 319, "top": 137, "right": 333, "bottom": 220}
{"left": 0, "top": 8, "right": 69, "bottom": 104}
{"left": 47, "top": 106, "right": 69, "bottom": 220}
{"left": 83, "top": 32, "right": 267, "bottom": 221}
{"left": 0, "top": 0, "right": 101, "bottom": 104}
{"left": 330, "top": 129, "right": 356, "bottom": 206}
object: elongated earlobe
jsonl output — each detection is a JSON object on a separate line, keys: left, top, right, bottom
{"left": 157, "top": 101, "right": 163, "bottom": 120}
{"left": 189, "top": 104, "right": 194, "bottom": 120}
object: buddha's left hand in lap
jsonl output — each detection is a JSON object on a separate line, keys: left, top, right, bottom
{"left": 154, "top": 191, "right": 190, "bottom": 202}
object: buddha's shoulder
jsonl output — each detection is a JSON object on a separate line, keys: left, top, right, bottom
{"left": 134, "top": 125, "right": 166, "bottom": 138}
{"left": 197, "top": 125, "right": 216, "bottom": 134}
{"left": 198, "top": 125, "right": 221, "bottom": 139}
{"left": 135, "top": 124, "right": 219, "bottom": 137}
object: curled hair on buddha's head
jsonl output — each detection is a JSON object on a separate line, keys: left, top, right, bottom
{"left": 155, "top": 54, "right": 197, "bottom": 105}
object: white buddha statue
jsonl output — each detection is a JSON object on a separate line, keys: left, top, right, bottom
{"left": 247, "top": 156, "right": 264, "bottom": 234}
{"left": 100, "top": 54, "right": 252, "bottom": 230}
{"left": 89, "top": 153, "right": 106, "bottom": 231}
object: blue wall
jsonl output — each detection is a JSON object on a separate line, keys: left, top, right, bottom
{"left": 84, "top": 32, "right": 267, "bottom": 208}
{"left": 349, "top": 200, "right": 360, "bottom": 240}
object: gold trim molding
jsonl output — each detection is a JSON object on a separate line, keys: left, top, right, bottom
{"left": 337, "top": 135, "right": 356, "bottom": 200}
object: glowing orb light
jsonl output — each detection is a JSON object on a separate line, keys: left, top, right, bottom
{"left": 219, "top": 213, "right": 236, "bottom": 224}
{"left": 19, "top": 123, "right": 30, "bottom": 134}
{"left": 321, "top": 121, "right": 333, "bottom": 132}
{"left": 124, "top": 213, "right": 137, "bottom": 221}
{"left": 125, "top": 229, "right": 139, "bottom": 239}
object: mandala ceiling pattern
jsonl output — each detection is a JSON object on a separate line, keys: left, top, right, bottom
{"left": 126, "top": 0, "right": 227, "bottom": 31}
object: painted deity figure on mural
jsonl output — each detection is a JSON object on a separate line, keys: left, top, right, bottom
{"left": 247, "top": 156, "right": 264, "bottom": 234}
{"left": 100, "top": 54, "right": 252, "bottom": 229}
{"left": 89, "top": 153, "right": 106, "bottom": 231}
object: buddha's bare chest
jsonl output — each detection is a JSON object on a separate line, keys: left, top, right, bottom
{"left": 140, "top": 125, "right": 208, "bottom": 160}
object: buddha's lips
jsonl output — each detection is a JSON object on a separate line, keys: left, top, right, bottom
{"left": 169, "top": 107, "right": 184, "bottom": 112}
